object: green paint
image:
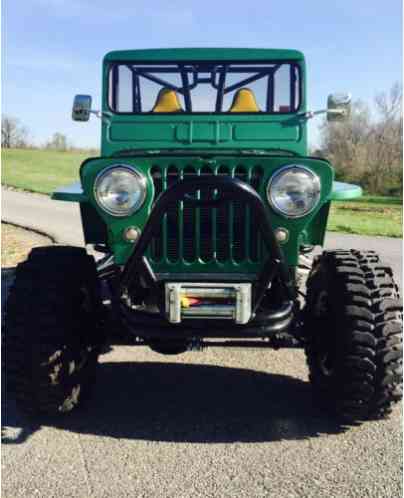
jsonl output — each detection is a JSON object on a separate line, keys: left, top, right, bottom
{"left": 100, "top": 49, "right": 307, "bottom": 156}
{"left": 52, "top": 48, "right": 361, "bottom": 273}
{"left": 79, "top": 154, "right": 333, "bottom": 268}
{"left": 103, "top": 48, "right": 305, "bottom": 63}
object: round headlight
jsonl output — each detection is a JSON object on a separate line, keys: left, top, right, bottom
{"left": 267, "top": 165, "right": 321, "bottom": 218}
{"left": 94, "top": 165, "right": 147, "bottom": 216}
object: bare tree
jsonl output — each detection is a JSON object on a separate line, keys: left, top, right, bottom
{"left": 320, "top": 83, "right": 403, "bottom": 195}
{"left": 46, "top": 132, "right": 68, "bottom": 151}
{"left": 1, "top": 116, "right": 29, "bottom": 148}
{"left": 320, "top": 100, "right": 371, "bottom": 182}
{"left": 366, "top": 83, "right": 403, "bottom": 193}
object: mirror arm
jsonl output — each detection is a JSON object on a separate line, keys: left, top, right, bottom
{"left": 298, "top": 108, "right": 347, "bottom": 120}
{"left": 89, "top": 109, "right": 112, "bottom": 122}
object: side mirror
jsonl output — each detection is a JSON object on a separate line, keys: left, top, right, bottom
{"left": 72, "top": 95, "right": 92, "bottom": 122}
{"left": 327, "top": 93, "right": 351, "bottom": 122}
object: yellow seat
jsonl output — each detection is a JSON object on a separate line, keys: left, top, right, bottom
{"left": 152, "top": 88, "right": 183, "bottom": 113}
{"left": 229, "top": 88, "right": 260, "bottom": 112}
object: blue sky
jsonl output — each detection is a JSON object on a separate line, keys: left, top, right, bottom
{"left": 2, "top": 0, "right": 402, "bottom": 149}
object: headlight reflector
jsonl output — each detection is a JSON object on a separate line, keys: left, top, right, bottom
{"left": 94, "top": 165, "right": 147, "bottom": 216}
{"left": 267, "top": 166, "right": 321, "bottom": 218}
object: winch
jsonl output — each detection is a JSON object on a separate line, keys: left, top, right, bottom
{"left": 165, "top": 283, "right": 252, "bottom": 324}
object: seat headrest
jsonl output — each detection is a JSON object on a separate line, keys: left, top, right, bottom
{"left": 152, "top": 88, "right": 183, "bottom": 113}
{"left": 229, "top": 88, "right": 260, "bottom": 113}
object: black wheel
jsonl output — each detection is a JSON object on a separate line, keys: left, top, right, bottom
{"left": 6, "top": 246, "right": 104, "bottom": 416}
{"left": 304, "top": 249, "right": 402, "bottom": 422}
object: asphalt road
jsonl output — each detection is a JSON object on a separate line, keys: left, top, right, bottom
{"left": 2, "top": 188, "right": 403, "bottom": 498}
{"left": 2, "top": 188, "right": 85, "bottom": 246}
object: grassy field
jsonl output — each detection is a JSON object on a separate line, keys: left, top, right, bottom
{"left": 1, "top": 148, "right": 402, "bottom": 237}
{"left": 328, "top": 196, "right": 402, "bottom": 238}
{"left": 1, "top": 148, "right": 87, "bottom": 194}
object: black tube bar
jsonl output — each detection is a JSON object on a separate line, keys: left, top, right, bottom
{"left": 119, "top": 177, "right": 297, "bottom": 307}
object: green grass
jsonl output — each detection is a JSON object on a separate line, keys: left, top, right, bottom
{"left": 2, "top": 148, "right": 402, "bottom": 237}
{"left": 1, "top": 148, "right": 88, "bottom": 194}
{"left": 328, "top": 197, "right": 402, "bottom": 238}
{"left": 341, "top": 195, "right": 402, "bottom": 206}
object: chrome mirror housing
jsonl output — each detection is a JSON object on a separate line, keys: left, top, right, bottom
{"left": 327, "top": 93, "right": 351, "bottom": 122}
{"left": 72, "top": 95, "right": 92, "bottom": 122}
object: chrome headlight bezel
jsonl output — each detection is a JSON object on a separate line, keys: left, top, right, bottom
{"left": 267, "top": 165, "right": 321, "bottom": 218}
{"left": 94, "top": 164, "right": 147, "bottom": 217}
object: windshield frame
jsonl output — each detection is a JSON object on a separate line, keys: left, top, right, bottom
{"left": 106, "top": 59, "right": 303, "bottom": 116}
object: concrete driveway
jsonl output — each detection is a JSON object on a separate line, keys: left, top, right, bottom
{"left": 2, "top": 188, "right": 402, "bottom": 498}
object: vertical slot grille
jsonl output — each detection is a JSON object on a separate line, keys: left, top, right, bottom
{"left": 149, "top": 164, "right": 264, "bottom": 265}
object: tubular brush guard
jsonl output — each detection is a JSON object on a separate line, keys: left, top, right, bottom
{"left": 118, "top": 176, "right": 297, "bottom": 338}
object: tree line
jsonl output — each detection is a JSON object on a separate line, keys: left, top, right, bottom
{"left": 2, "top": 83, "right": 402, "bottom": 196}
{"left": 315, "top": 83, "right": 402, "bottom": 196}
{"left": 1, "top": 116, "right": 96, "bottom": 153}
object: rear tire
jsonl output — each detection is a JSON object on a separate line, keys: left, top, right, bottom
{"left": 304, "top": 250, "right": 402, "bottom": 422}
{"left": 6, "top": 246, "right": 104, "bottom": 416}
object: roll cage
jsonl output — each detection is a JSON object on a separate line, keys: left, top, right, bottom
{"left": 108, "top": 61, "right": 302, "bottom": 114}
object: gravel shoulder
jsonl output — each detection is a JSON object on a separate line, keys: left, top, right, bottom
{"left": 2, "top": 223, "right": 52, "bottom": 267}
{"left": 1, "top": 223, "right": 53, "bottom": 310}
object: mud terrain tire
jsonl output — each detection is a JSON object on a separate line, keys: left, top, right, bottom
{"left": 6, "top": 246, "right": 103, "bottom": 416}
{"left": 304, "top": 249, "right": 402, "bottom": 422}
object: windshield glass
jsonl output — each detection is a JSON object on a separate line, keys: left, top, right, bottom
{"left": 108, "top": 61, "right": 301, "bottom": 114}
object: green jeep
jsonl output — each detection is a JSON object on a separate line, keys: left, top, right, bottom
{"left": 7, "top": 48, "right": 402, "bottom": 422}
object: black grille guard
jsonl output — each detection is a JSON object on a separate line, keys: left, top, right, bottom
{"left": 120, "top": 176, "right": 296, "bottom": 313}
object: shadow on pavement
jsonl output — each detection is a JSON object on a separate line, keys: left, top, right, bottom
{"left": 3, "top": 360, "right": 346, "bottom": 444}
